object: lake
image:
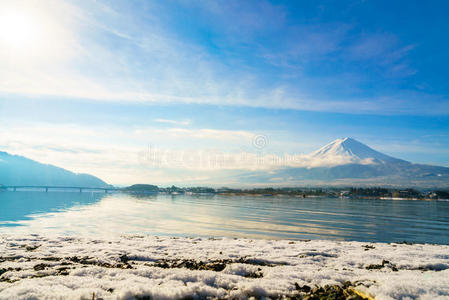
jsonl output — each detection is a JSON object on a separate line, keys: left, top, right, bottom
{"left": 1, "top": 191, "right": 448, "bottom": 244}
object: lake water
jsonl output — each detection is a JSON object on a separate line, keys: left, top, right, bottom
{"left": 1, "top": 191, "right": 448, "bottom": 244}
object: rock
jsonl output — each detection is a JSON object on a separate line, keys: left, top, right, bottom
{"left": 135, "top": 295, "right": 152, "bottom": 300}
{"left": 244, "top": 271, "right": 263, "bottom": 278}
{"left": 119, "top": 255, "right": 129, "bottom": 264}
{"left": 365, "top": 263, "right": 383, "bottom": 270}
{"left": 41, "top": 257, "right": 61, "bottom": 261}
{"left": 33, "top": 263, "right": 49, "bottom": 271}
{"left": 57, "top": 267, "right": 70, "bottom": 275}
{"left": 362, "top": 245, "right": 375, "bottom": 251}
{"left": 294, "top": 283, "right": 311, "bottom": 293}
{"left": 294, "top": 283, "right": 369, "bottom": 300}
{"left": 25, "top": 245, "right": 40, "bottom": 251}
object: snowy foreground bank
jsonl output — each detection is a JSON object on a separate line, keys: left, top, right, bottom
{"left": 1, "top": 235, "right": 449, "bottom": 300}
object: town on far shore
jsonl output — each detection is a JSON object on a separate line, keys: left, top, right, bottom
{"left": 119, "top": 184, "right": 449, "bottom": 200}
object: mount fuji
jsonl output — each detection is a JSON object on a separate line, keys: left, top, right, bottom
{"left": 310, "top": 137, "right": 403, "bottom": 163}
{"left": 240, "top": 138, "right": 449, "bottom": 187}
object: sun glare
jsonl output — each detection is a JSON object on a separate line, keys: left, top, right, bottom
{"left": 0, "top": 11, "right": 37, "bottom": 48}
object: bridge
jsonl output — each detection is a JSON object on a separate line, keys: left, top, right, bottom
{"left": 0, "top": 186, "right": 119, "bottom": 193}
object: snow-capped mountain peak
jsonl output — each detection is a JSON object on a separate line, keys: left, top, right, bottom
{"left": 310, "top": 137, "right": 401, "bottom": 163}
{"left": 238, "top": 137, "right": 449, "bottom": 187}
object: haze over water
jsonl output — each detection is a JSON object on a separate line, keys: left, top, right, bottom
{"left": 1, "top": 191, "right": 448, "bottom": 245}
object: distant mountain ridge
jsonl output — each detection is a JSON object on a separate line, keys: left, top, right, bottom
{"left": 239, "top": 138, "right": 449, "bottom": 188}
{"left": 0, "top": 151, "right": 109, "bottom": 187}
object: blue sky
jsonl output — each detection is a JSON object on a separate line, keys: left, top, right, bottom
{"left": 0, "top": 0, "right": 448, "bottom": 185}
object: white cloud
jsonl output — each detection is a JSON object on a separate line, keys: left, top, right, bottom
{"left": 0, "top": 122, "right": 382, "bottom": 186}
{"left": 154, "top": 119, "right": 191, "bottom": 126}
{"left": 147, "top": 128, "right": 254, "bottom": 141}
{"left": 0, "top": 123, "right": 266, "bottom": 184}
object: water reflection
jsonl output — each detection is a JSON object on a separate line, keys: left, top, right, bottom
{"left": 0, "top": 191, "right": 104, "bottom": 226}
{"left": 1, "top": 192, "right": 449, "bottom": 244}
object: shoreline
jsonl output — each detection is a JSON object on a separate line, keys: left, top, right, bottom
{"left": 216, "top": 193, "right": 446, "bottom": 201}
{"left": 2, "top": 189, "right": 448, "bottom": 201}
{"left": 1, "top": 235, "right": 448, "bottom": 299}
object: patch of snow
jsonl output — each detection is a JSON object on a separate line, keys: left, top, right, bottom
{"left": 0, "top": 235, "right": 448, "bottom": 299}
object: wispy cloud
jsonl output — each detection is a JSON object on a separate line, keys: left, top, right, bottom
{"left": 347, "top": 34, "right": 416, "bottom": 77}
{"left": 0, "top": 120, "right": 386, "bottom": 185}
{"left": 0, "top": 1, "right": 444, "bottom": 115}
{"left": 154, "top": 119, "right": 191, "bottom": 126}
{"left": 0, "top": 122, "right": 265, "bottom": 184}
{"left": 136, "top": 128, "right": 254, "bottom": 141}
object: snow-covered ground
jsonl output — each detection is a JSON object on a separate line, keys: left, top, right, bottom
{"left": 1, "top": 234, "right": 448, "bottom": 299}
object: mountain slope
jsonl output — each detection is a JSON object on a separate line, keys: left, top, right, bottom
{"left": 0, "top": 151, "right": 109, "bottom": 187}
{"left": 239, "top": 138, "right": 449, "bottom": 187}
